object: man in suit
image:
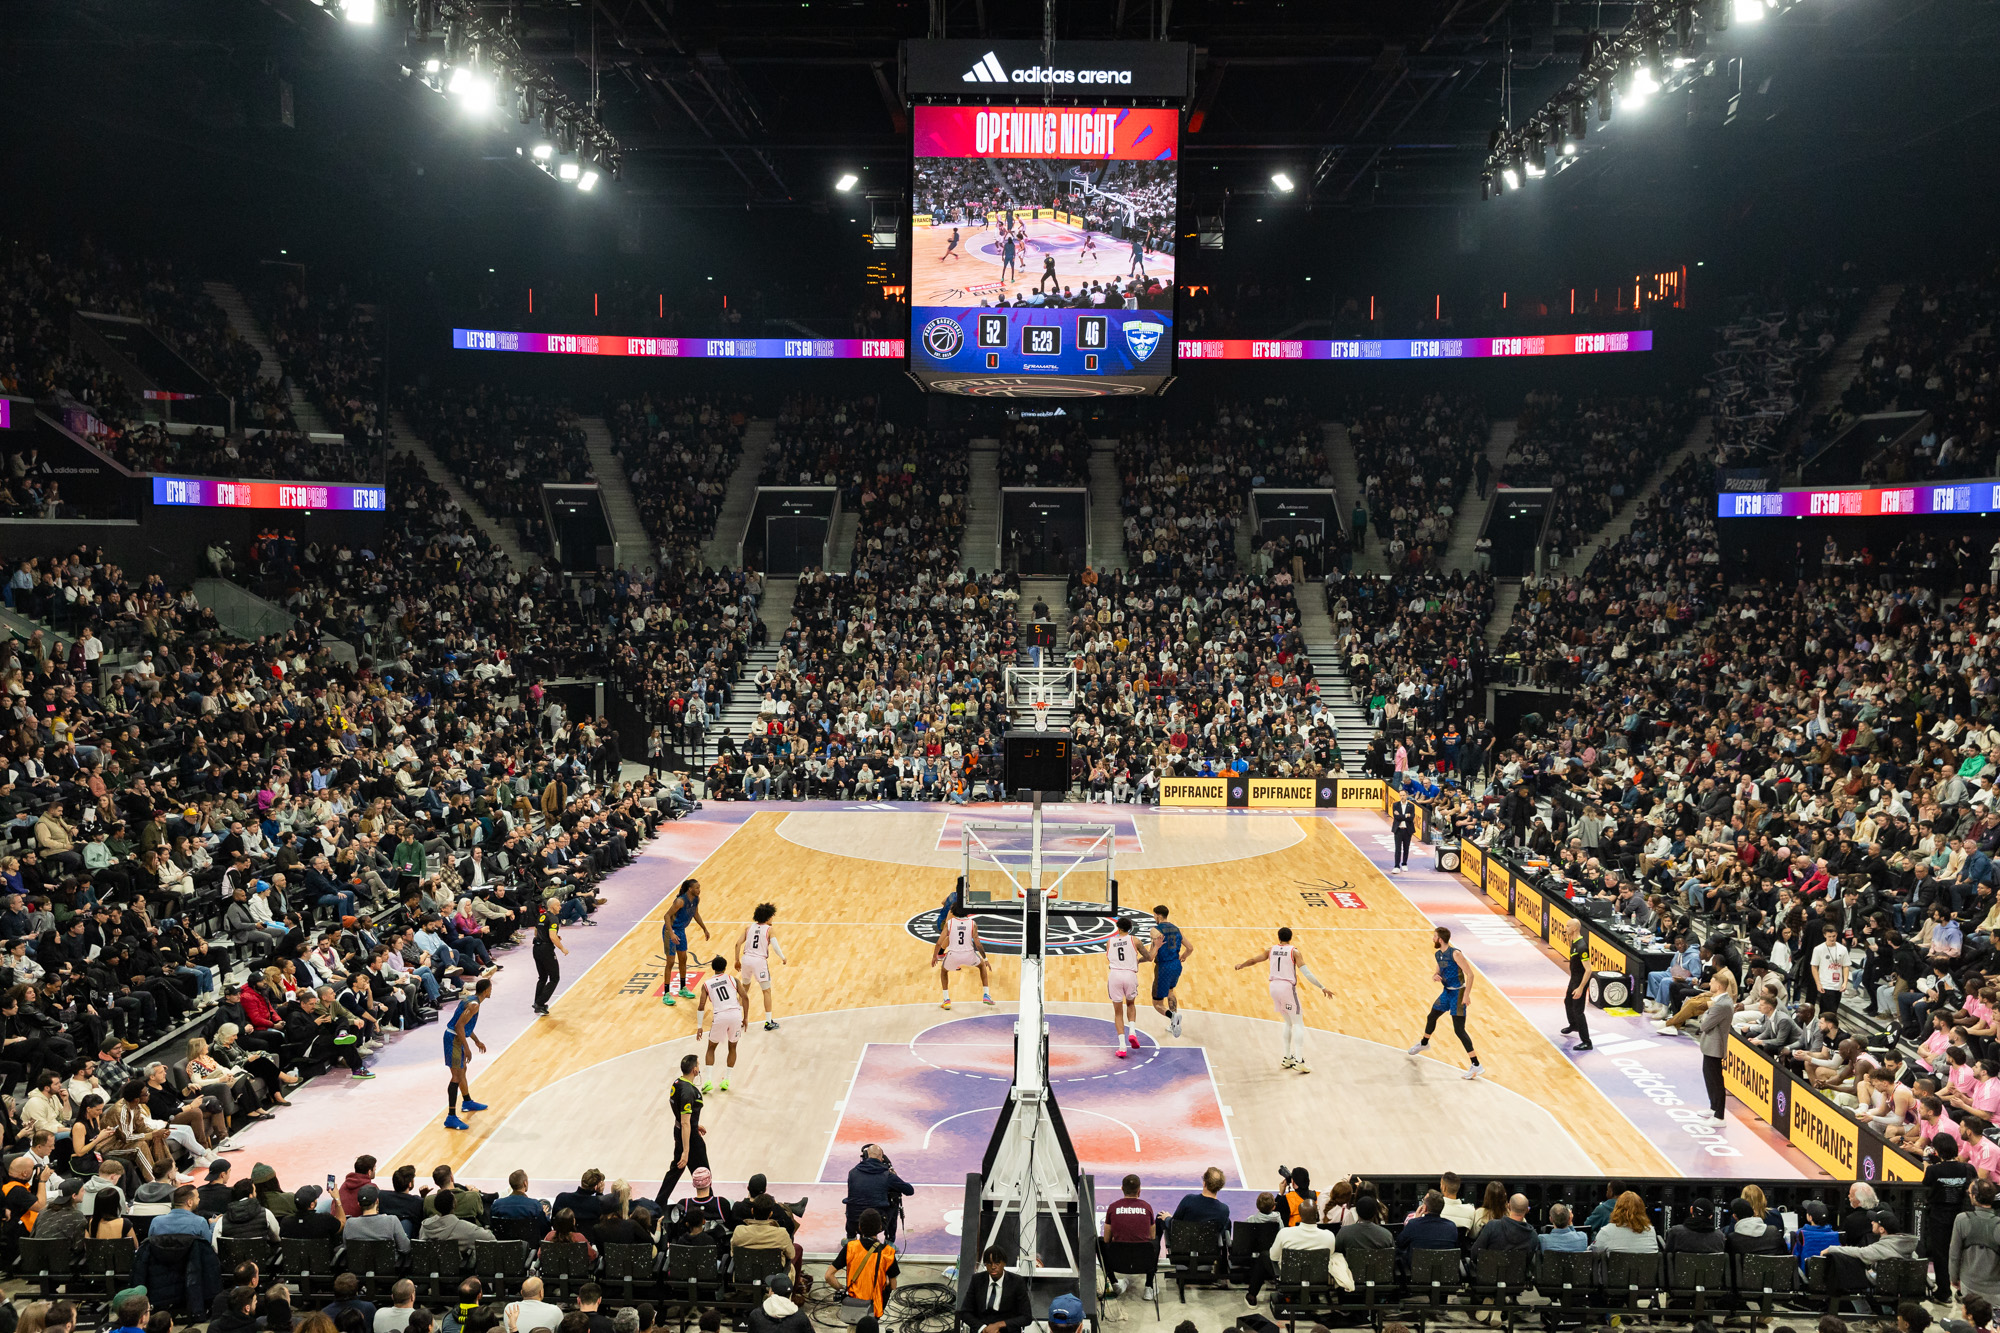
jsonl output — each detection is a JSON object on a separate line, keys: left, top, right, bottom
{"left": 1697, "top": 971, "right": 1736, "bottom": 1128}
{"left": 1391, "top": 797, "right": 1417, "bottom": 873}
{"left": 956, "top": 1248, "right": 1031, "bottom": 1333}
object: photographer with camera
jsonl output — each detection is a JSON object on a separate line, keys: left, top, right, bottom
{"left": 844, "top": 1145, "right": 913, "bottom": 1243}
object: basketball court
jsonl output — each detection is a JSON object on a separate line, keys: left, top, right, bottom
{"left": 221, "top": 800, "right": 1823, "bottom": 1259}
{"left": 912, "top": 215, "right": 1175, "bottom": 307}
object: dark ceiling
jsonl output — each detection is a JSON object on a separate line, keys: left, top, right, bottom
{"left": 2, "top": 0, "right": 1996, "bottom": 319}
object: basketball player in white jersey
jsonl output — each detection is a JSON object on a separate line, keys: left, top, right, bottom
{"left": 935, "top": 902, "right": 994, "bottom": 1009}
{"left": 1105, "top": 916, "right": 1149, "bottom": 1058}
{"left": 692, "top": 955, "right": 745, "bottom": 1093}
{"left": 1233, "top": 927, "right": 1333, "bottom": 1073}
{"left": 1080, "top": 231, "right": 1098, "bottom": 264}
{"left": 734, "top": 902, "right": 787, "bottom": 1031}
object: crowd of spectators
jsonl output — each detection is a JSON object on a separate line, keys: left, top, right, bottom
{"left": 400, "top": 387, "right": 590, "bottom": 555}
{"left": 1500, "top": 390, "right": 1698, "bottom": 568}
{"left": 1843, "top": 265, "right": 2000, "bottom": 484}
{"left": 1345, "top": 393, "right": 1488, "bottom": 575}
{"left": 1708, "top": 275, "right": 1865, "bottom": 467}
{"left": 606, "top": 393, "right": 750, "bottom": 568}
{"left": 264, "top": 279, "right": 387, "bottom": 451}
{"left": 1114, "top": 398, "right": 1325, "bottom": 576}
{"left": 997, "top": 420, "right": 1088, "bottom": 488}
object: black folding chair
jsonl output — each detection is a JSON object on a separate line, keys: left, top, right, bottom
{"left": 1668, "top": 1250, "right": 1731, "bottom": 1319}
{"left": 1736, "top": 1252, "right": 1801, "bottom": 1317}
{"left": 1539, "top": 1248, "right": 1598, "bottom": 1325}
{"left": 1340, "top": 1247, "right": 1397, "bottom": 1319}
{"left": 1163, "top": 1219, "right": 1224, "bottom": 1301}
{"left": 343, "top": 1239, "right": 403, "bottom": 1285}
{"left": 81, "top": 1238, "right": 136, "bottom": 1304}
{"left": 1603, "top": 1248, "right": 1663, "bottom": 1315}
{"left": 17, "top": 1237, "right": 77, "bottom": 1301}
{"left": 538, "top": 1240, "right": 595, "bottom": 1298}
{"left": 490, "top": 1214, "right": 547, "bottom": 1243}
{"left": 475, "top": 1239, "right": 530, "bottom": 1290}
{"left": 1228, "top": 1220, "right": 1279, "bottom": 1284}
{"left": 281, "top": 1237, "right": 338, "bottom": 1303}
{"left": 1272, "top": 1247, "right": 1336, "bottom": 1321}
{"left": 1098, "top": 1239, "right": 1162, "bottom": 1319}
{"left": 661, "top": 1243, "right": 728, "bottom": 1322}
{"left": 219, "top": 1236, "right": 276, "bottom": 1269}
{"left": 1471, "top": 1247, "right": 1533, "bottom": 1327}
{"left": 1408, "top": 1246, "right": 1466, "bottom": 1306}
{"left": 408, "top": 1239, "right": 466, "bottom": 1302}
{"left": 603, "top": 1243, "right": 662, "bottom": 1303}
{"left": 731, "top": 1247, "right": 789, "bottom": 1301}
{"left": 1870, "top": 1257, "right": 1931, "bottom": 1310}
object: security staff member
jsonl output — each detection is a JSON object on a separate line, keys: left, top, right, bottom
{"left": 655, "top": 1053, "right": 708, "bottom": 1212}
{"left": 531, "top": 894, "right": 568, "bottom": 1015}
{"left": 1563, "top": 931, "right": 1594, "bottom": 1051}
{"left": 1390, "top": 797, "right": 1417, "bottom": 872}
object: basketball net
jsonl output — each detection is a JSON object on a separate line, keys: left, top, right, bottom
{"left": 1032, "top": 699, "right": 1050, "bottom": 733}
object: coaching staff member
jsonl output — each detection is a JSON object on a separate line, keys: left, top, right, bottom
{"left": 532, "top": 894, "right": 568, "bottom": 1015}
{"left": 655, "top": 1053, "right": 707, "bottom": 1212}
{"left": 1697, "top": 970, "right": 1737, "bottom": 1127}
{"left": 844, "top": 1144, "right": 914, "bottom": 1243}
{"left": 1564, "top": 929, "right": 1593, "bottom": 1051}
{"left": 1391, "top": 796, "right": 1417, "bottom": 873}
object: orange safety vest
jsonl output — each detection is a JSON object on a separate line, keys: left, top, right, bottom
{"left": 839, "top": 1237, "right": 896, "bottom": 1314}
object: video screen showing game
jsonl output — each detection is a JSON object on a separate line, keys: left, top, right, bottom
{"left": 909, "top": 105, "right": 1177, "bottom": 396}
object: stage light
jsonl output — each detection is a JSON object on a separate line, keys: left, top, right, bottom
{"left": 531, "top": 143, "right": 553, "bottom": 160}
{"left": 1598, "top": 80, "right": 1615, "bottom": 124}
{"left": 458, "top": 75, "right": 495, "bottom": 114}
{"left": 1627, "top": 63, "right": 1661, "bottom": 106}
{"left": 1527, "top": 133, "right": 1547, "bottom": 174}
{"left": 1734, "top": 0, "right": 1765, "bottom": 21}
{"left": 424, "top": 58, "right": 442, "bottom": 75}
{"left": 341, "top": 0, "right": 375, "bottom": 24}
{"left": 1570, "top": 101, "right": 1588, "bottom": 142}
{"left": 835, "top": 173, "right": 859, "bottom": 191}
{"left": 1481, "top": 174, "right": 1493, "bottom": 201}
{"left": 1501, "top": 161, "right": 1521, "bottom": 191}
{"left": 558, "top": 161, "right": 580, "bottom": 181}
{"left": 577, "top": 170, "right": 599, "bottom": 192}
{"left": 447, "top": 66, "right": 473, "bottom": 94}
{"left": 1271, "top": 171, "right": 1295, "bottom": 192}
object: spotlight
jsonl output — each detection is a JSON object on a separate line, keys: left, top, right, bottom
{"left": 1733, "top": 0, "right": 1764, "bottom": 20}
{"left": 1271, "top": 171, "right": 1295, "bottom": 192}
{"left": 458, "top": 74, "right": 495, "bottom": 114}
{"left": 424, "top": 57, "right": 442, "bottom": 75}
{"left": 340, "top": 0, "right": 375, "bottom": 23}
{"left": 531, "top": 143, "right": 554, "bottom": 160}
{"left": 1597, "top": 79, "right": 1616, "bottom": 123}
{"left": 608, "top": 153, "right": 623, "bottom": 182}
{"left": 558, "top": 161, "right": 581, "bottom": 181}
{"left": 1501, "top": 159, "right": 1521, "bottom": 191}
{"left": 1481, "top": 173, "right": 1494, "bottom": 201}
{"left": 834, "top": 172, "right": 859, "bottom": 191}
{"left": 1570, "top": 101, "right": 1588, "bottom": 141}
{"left": 447, "top": 66, "right": 473, "bottom": 94}
{"left": 1627, "top": 63, "right": 1661, "bottom": 106}
{"left": 577, "top": 170, "right": 599, "bottom": 192}
{"left": 1527, "top": 133, "right": 1547, "bottom": 174}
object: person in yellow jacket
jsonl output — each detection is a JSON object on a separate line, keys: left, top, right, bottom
{"left": 824, "top": 1207, "right": 899, "bottom": 1318}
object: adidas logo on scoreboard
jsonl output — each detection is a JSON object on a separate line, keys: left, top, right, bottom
{"left": 962, "top": 52, "right": 1009, "bottom": 83}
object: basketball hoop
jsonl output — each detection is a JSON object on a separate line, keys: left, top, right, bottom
{"left": 1032, "top": 699, "right": 1051, "bottom": 733}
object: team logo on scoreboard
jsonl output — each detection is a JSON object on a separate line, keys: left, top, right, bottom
{"left": 1123, "top": 320, "right": 1164, "bottom": 361}
{"left": 921, "top": 317, "right": 967, "bottom": 359}
{"left": 906, "top": 903, "right": 1148, "bottom": 957}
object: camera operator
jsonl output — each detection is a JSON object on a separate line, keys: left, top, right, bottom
{"left": 843, "top": 1144, "right": 913, "bottom": 1244}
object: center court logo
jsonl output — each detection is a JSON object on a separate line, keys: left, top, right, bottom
{"left": 1124, "top": 321, "right": 1163, "bottom": 361}
{"left": 922, "top": 317, "right": 966, "bottom": 359}
{"left": 906, "top": 903, "right": 1149, "bottom": 956}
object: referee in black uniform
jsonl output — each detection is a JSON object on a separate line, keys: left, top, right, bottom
{"left": 655, "top": 1053, "right": 707, "bottom": 1212}
{"left": 532, "top": 894, "right": 567, "bottom": 1015}
{"left": 1563, "top": 930, "right": 1593, "bottom": 1051}
{"left": 1390, "top": 797, "right": 1417, "bottom": 872}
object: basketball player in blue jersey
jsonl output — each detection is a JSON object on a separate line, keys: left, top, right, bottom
{"left": 661, "top": 878, "right": 709, "bottom": 1006}
{"left": 1149, "top": 904, "right": 1195, "bottom": 1038}
{"left": 942, "top": 227, "right": 963, "bottom": 262}
{"left": 734, "top": 902, "right": 787, "bottom": 1031}
{"left": 442, "top": 976, "right": 493, "bottom": 1130}
{"left": 1234, "top": 927, "right": 1333, "bottom": 1073}
{"left": 1408, "top": 926, "right": 1483, "bottom": 1079}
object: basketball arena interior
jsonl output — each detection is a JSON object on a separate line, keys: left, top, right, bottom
{"left": 0, "top": 0, "right": 1995, "bottom": 1329}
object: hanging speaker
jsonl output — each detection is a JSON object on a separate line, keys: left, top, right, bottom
{"left": 1588, "top": 970, "right": 1632, "bottom": 1009}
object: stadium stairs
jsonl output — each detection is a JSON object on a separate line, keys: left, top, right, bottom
{"left": 715, "top": 645, "right": 784, "bottom": 752}
{"left": 1324, "top": 420, "right": 1385, "bottom": 574}
{"left": 1442, "top": 419, "right": 1518, "bottom": 573}
{"left": 1805, "top": 282, "right": 1905, "bottom": 422}
{"left": 702, "top": 419, "right": 775, "bottom": 571}
{"left": 1565, "top": 415, "right": 1717, "bottom": 573}
{"left": 828, "top": 507, "right": 859, "bottom": 571}
{"left": 384, "top": 408, "right": 531, "bottom": 568}
{"left": 201, "top": 280, "right": 336, "bottom": 435}
{"left": 1086, "top": 439, "right": 1128, "bottom": 572}
{"left": 963, "top": 438, "right": 1000, "bottom": 573}
{"left": 579, "top": 416, "right": 652, "bottom": 569}
{"left": 1297, "top": 586, "right": 1375, "bottom": 759}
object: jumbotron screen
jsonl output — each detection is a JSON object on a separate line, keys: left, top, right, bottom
{"left": 909, "top": 105, "right": 1177, "bottom": 397}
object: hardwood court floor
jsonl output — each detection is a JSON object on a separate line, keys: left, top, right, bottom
{"left": 390, "top": 812, "right": 1673, "bottom": 1178}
